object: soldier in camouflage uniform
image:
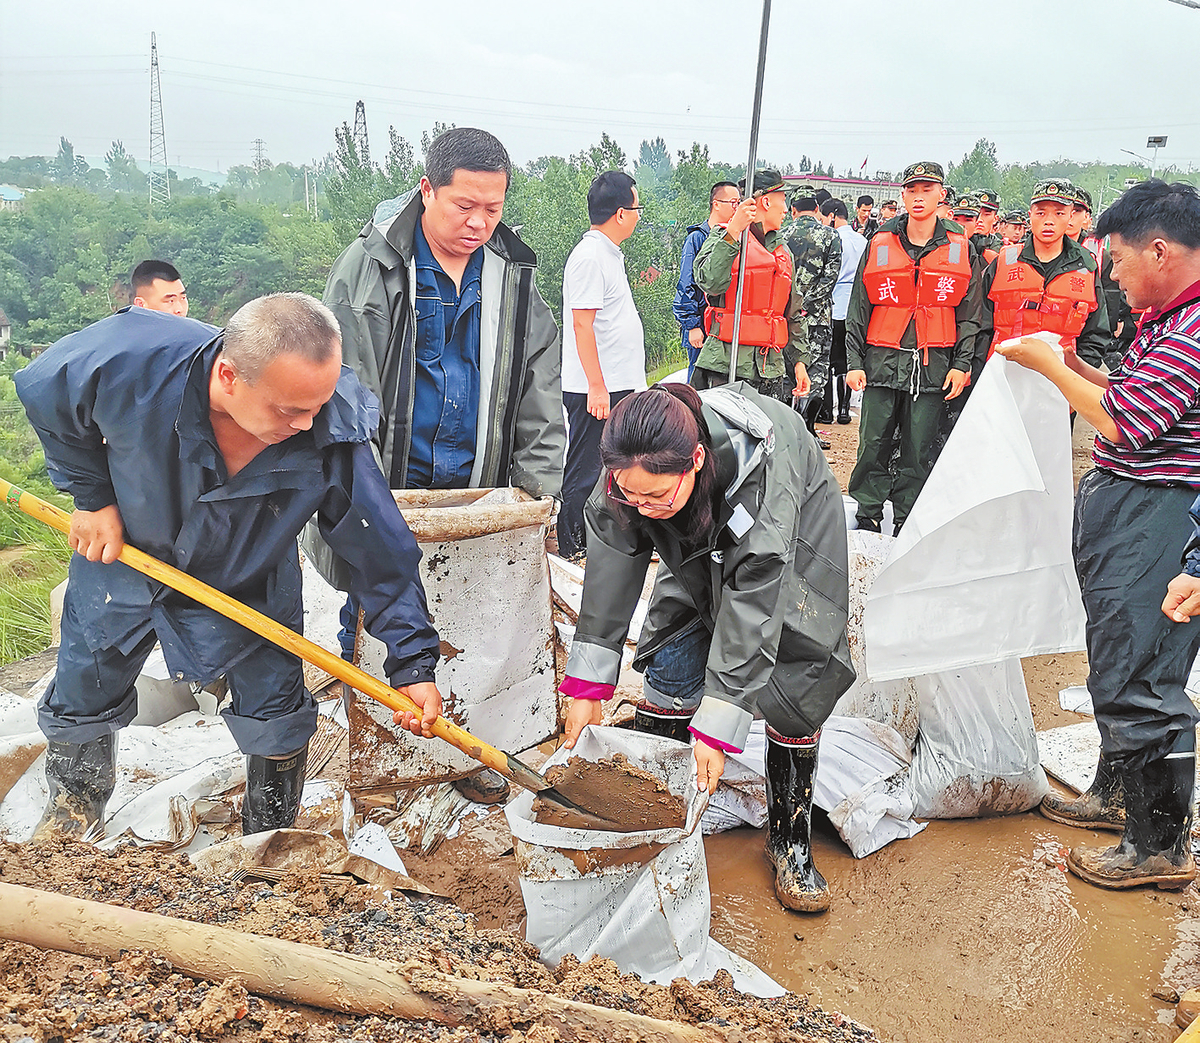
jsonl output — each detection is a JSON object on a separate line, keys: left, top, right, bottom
{"left": 785, "top": 193, "right": 842, "bottom": 441}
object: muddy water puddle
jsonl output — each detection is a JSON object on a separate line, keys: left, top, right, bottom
{"left": 706, "top": 812, "right": 1195, "bottom": 1042}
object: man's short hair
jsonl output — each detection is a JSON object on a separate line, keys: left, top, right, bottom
{"left": 223, "top": 293, "right": 341, "bottom": 384}
{"left": 813, "top": 188, "right": 833, "bottom": 205}
{"left": 856, "top": 195, "right": 874, "bottom": 207}
{"left": 424, "top": 127, "right": 513, "bottom": 191}
{"left": 588, "top": 171, "right": 637, "bottom": 225}
{"left": 790, "top": 195, "right": 819, "bottom": 214}
{"left": 821, "top": 199, "right": 849, "bottom": 221}
{"left": 1095, "top": 180, "right": 1200, "bottom": 249}
{"left": 131, "top": 260, "right": 182, "bottom": 296}
{"left": 709, "top": 181, "right": 738, "bottom": 207}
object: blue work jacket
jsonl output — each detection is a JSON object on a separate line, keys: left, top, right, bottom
{"left": 15, "top": 307, "right": 440, "bottom": 689}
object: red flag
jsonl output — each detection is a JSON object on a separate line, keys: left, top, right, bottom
{"left": 860, "top": 155, "right": 869, "bottom": 170}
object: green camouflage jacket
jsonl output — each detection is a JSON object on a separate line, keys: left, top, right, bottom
{"left": 785, "top": 215, "right": 841, "bottom": 387}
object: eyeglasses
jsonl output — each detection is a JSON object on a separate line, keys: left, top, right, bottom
{"left": 606, "top": 469, "right": 689, "bottom": 512}
{"left": 622, "top": 205, "right": 645, "bottom": 213}
{"left": 714, "top": 198, "right": 740, "bottom": 208}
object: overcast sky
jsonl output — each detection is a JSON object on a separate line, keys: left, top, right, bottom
{"left": 2, "top": 0, "right": 1198, "bottom": 180}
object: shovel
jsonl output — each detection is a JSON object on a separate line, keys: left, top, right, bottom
{"left": 1, "top": 479, "right": 587, "bottom": 814}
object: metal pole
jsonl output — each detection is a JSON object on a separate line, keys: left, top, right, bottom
{"left": 1152, "top": 143, "right": 1159, "bottom": 179}
{"left": 727, "top": 0, "right": 773, "bottom": 385}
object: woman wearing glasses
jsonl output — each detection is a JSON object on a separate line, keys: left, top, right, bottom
{"left": 559, "top": 381, "right": 855, "bottom": 913}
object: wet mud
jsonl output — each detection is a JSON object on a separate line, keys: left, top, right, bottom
{"left": 533, "top": 753, "right": 686, "bottom": 832}
{"left": 0, "top": 836, "right": 876, "bottom": 1042}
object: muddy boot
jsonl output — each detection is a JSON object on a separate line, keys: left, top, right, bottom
{"left": 633, "top": 702, "right": 694, "bottom": 743}
{"left": 1039, "top": 750, "right": 1125, "bottom": 832}
{"left": 1067, "top": 746, "right": 1197, "bottom": 891}
{"left": 242, "top": 747, "right": 308, "bottom": 835}
{"left": 453, "top": 768, "right": 511, "bottom": 805}
{"left": 31, "top": 733, "right": 117, "bottom": 841}
{"left": 764, "top": 727, "right": 830, "bottom": 913}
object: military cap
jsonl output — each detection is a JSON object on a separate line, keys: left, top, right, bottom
{"left": 952, "top": 194, "right": 981, "bottom": 216}
{"left": 1002, "top": 209, "right": 1028, "bottom": 225}
{"left": 976, "top": 189, "right": 1001, "bottom": 211}
{"left": 879, "top": 199, "right": 899, "bottom": 211}
{"left": 738, "top": 168, "right": 787, "bottom": 197}
{"left": 901, "top": 161, "right": 945, "bottom": 186}
{"left": 1030, "top": 178, "right": 1075, "bottom": 206}
{"left": 1073, "top": 187, "right": 1093, "bottom": 212}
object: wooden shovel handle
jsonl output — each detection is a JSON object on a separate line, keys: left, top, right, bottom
{"left": 1, "top": 480, "right": 512, "bottom": 778}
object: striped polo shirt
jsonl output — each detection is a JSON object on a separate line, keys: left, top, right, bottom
{"left": 1095, "top": 281, "right": 1200, "bottom": 485}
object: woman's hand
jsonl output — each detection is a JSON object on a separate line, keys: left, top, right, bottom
{"left": 564, "top": 698, "right": 604, "bottom": 749}
{"left": 693, "top": 740, "right": 726, "bottom": 795}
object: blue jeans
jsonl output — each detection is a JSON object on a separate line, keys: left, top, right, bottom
{"left": 641, "top": 623, "right": 708, "bottom": 713}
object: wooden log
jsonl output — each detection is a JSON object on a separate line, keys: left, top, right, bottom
{"left": 0, "top": 882, "right": 718, "bottom": 1043}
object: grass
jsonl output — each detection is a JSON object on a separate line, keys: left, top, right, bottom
{"left": 648, "top": 352, "right": 688, "bottom": 384}
{"left": 0, "top": 498, "right": 71, "bottom": 666}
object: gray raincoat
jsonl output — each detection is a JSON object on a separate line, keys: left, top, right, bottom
{"left": 564, "top": 384, "right": 855, "bottom": 751}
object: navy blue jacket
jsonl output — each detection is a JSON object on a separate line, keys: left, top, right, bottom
{"left": 672, "top": 222, "right": 711, "bottom": 337}
{"left": 15, "top": 307, "right": 440, "bottom": 688}
{"left": 1185, "top": 493, "right": 1200, "bottom": 577}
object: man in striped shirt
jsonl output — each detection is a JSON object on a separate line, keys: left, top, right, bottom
{"left": 998, "top": 180, "right": 1200, "bottom": 891}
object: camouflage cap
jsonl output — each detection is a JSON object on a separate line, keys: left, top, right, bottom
{"left": 1073, "top": 187, "right": 1093, "bottom": 212}
{"left": 1002, "top": 209, "right": 1028, "bottom": 224}
{"left": 901, "top": 161, "right": 945, "bottom": 186}
{"left": 1030, "top": 178, "right": 1075, "bottom": 206}
{"left": 976, "top": 189, "right": 1001, "bottom": 211}
{"left": 952, "top": 194, "right": 981, "bottom": 216}
{"left": 738, "top": 167, "right": 787, "bottom": 197}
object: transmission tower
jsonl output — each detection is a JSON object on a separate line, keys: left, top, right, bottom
{"left": 252, "top": 138, "right": 268, "bottom": 172}
{"left": 148, "top": 33, "right": 170, "bottom": 209}
{"left": 353, "top": 101, "right": 370, "bottom": 166}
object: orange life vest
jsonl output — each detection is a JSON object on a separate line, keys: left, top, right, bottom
{"left": 861, "top": 230, "right": 972, "bottom": 358}
{"left": 982, "top": 247, "right": 999, "bottom": 265}
{"left": 705, "top": 232, "right": 793, "bottom": 353}
{"left": 988, "top": 244, "right": 1097, "bottom": 349}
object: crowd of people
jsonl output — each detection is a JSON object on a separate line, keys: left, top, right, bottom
{"left": 13, "top": 125, "right": 1200, "bottom": 915}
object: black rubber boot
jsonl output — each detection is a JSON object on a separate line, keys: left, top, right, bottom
{"left": 242, "top": 747, "right": 308, "bottom": 835}
{"left": 633, "top": 702, "right": 694, "bottom": 743}
{"left": 453, "top": 768, "right": 511, "bottom": 804}
{"left": 764, "top": 727, "right": 830, "bottom": 913}
{"left": 32, "top": 733, "right": 117, "bottom": 841}
{"left": 1067, "top": 746, "right": 1197, "bottom": 891}
{"left": 836, "top": 376, "right": 851, "bottom": 424}
{"left": 1040, "top": 750, "right": 1125, "bottom": 832}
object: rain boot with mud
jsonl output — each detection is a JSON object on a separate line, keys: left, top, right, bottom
{"left": 764, "top": 727, "right": 830, "bottom": 913}
{"left": 1040, "top": 749, "right": 1125, "bottom": 832}
{"left": 32, "top": 733, "right": 117, "bottom": 841}
{"left": 633, "top": 702, "right": 694, "bottom": 743}
{"left": 1067, "top": 745, "right": 1197, "bottom": 891}
{"left": 242, "top": 746, "right": 308, "bottom": 835}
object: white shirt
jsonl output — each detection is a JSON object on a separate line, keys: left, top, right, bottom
{"left": 832, "top": 224, "right": 868, "bottom": 322}
{"left": 561, "top": 229, "right": 647, "bottom": 394}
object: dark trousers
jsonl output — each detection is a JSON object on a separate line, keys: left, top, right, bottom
{"left": 848, "top": 386, "right": 943, "bottom": 526}
{"left": 1074, "top": 469, "right": 1200, "bottom": 768}
{"left": 640, "top": 622, "right": 831, "bottom": 739}
{"left": 42, "top": 575, "right": 316, "bottom": 756}
{"left": 690, "top": 365, "right": 791, "bottom": 403}
{"left": 559, "top": 389, "right": 635, "bottom": 558}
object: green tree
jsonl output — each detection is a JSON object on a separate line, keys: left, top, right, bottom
{"left": 53, "top": 137, "right": 89, "bottom": 185}
{"left": 105, "top": 140, "right": 145, "bottom": 195}
{"left": 949, "top": 138, "right": 1000, "bottom": 194}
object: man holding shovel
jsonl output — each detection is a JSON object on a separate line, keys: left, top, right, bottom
{"left": 14, "top": 293, "right": 445, "bottom": 840}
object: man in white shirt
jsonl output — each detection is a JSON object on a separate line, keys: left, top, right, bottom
{"left": 558, "top": 170, "right": 647, "bottom": 560}
{"left": 820, "top": 198, "right": 868, "bottom": 423}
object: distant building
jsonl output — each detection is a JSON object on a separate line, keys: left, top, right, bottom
{"left": 0, "top": 307, "right": 10, "bottom": 356}
{"left": 783, "top": 173, "right": 903, "bottom": 212}
{"left": 0, "top": 185, "right": 24, "bottom": 211}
